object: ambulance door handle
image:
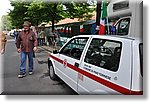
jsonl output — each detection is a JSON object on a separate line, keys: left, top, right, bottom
{"left": 74, "top": 62, "right": 79, "bottom": 68}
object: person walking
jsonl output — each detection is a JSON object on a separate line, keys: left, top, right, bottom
{"left": 14, "top": 27, "right": 20, "bottom": 44}
{"left": 0, "top": 31, "right": 7, "bottom": 54}
{"left": 30, "top": 26, "right": 38, "bottom": 58}
{"left": 39, "top": 29, "right": 45, "bottom": 46}
{"left": 53, "top": 30, "right": 60, "bottom": 50}
{"left": 16, "top": 21, "right": 37, "bottom": 78}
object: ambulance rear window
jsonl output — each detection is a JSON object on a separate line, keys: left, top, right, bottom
{"left": 84, "top": 38, "right": 122, "bottom": 72}
{"left": 139, "top": 43, "right": 143, "bottom": 77}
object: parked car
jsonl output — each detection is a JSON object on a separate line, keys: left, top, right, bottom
{"left": 8, "top": 29, "right": 15, "bottom": 37}
{"left": 48, "top": 35, "right": 143, "bottom": 95}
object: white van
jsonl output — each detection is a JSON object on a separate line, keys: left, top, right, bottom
{"left": 48, "top": 35, "right": 143, "bottom": 95}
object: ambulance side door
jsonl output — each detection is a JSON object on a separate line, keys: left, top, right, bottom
{"left": 77, "top": 37, "right": 132, "bottom": 94}
{"left": 58, "top": 37, "right": 89, "bottom": 92}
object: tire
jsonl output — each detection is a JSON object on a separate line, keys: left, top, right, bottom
{"left": 49, "top": 64, "right": 57, "bottom": 80}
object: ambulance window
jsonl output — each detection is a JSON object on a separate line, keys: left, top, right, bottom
{"left": 84, "top": 38, "right": 122, "bottom": 72}
{"left": 60, "top": 37, "right": 88, "bottom": 60}
{"left": 139, "top": 43, "right": 143, "bottom": 77}
{"left": 116, "top": 18, "right": 130, "bottom": 35}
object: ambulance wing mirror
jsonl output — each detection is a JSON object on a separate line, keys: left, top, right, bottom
{"left": 53, "top": 50, "right": 59, "bottom": 54}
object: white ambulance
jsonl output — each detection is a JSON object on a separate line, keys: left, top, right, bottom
{"left": 107, "top": 0, "right": 142, "bottom": 38}
{"left": 48, "top": 0, "right": 143, "bottom": 95}
{"left": 48, "top": 35, "right": 143, "bottom": 95}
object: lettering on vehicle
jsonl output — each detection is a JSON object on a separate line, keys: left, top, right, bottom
{"left": 84, "top": 64, "right": 91, "bottom": 68}
{"left": 83, "top": 64, "right": 111, "bottom": 80}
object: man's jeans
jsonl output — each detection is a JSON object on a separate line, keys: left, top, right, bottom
{"left": 20, "top": 52, "right": 34, "bottom": 74}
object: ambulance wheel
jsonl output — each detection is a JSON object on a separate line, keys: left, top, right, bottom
{"left": 49, "top": 64, "right": 57, "bottom": 80}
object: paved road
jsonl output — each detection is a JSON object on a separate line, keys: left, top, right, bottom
{"left": 1, "top": 36, "right": 77, "bottom": 95}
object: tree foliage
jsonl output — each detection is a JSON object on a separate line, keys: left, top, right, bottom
{"left": 64, "top": 2, "right": 95, "bottom": 21}
{"left": 9, "top": 0, "right": 96, "bottom": 30}
{"left": 9, "top": 0, "right": 29, "bottom": 28}
{"left": 1, "top": 15, "right": 13, "bottom": 30}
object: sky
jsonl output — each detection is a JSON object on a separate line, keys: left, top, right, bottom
{"left": 0, "top": 0, "right": 13, "bottom": 18}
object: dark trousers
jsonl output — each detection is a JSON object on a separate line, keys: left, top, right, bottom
{"left": 40, "top": 38, "right": 45, "bottom": 46}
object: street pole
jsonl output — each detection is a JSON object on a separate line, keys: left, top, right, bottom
{"left": 96, "top": 1, "right": 102, "bottom": 34}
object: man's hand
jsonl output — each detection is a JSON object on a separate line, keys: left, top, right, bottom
{"left": 17, "top": 48, "right": 21, "bottom": 53}
{"left": 33, "top": 47, "right": 37, "bottom": 52}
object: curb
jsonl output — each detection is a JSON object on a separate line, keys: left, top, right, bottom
{"left": 36, "top": 46, "right": 51, "bottom": 62}
{"left": 38, "top": 46, "right": 52, "bottom": 53}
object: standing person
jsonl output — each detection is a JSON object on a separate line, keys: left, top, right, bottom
{"left": 14, "top": 27, "right": 20, "bottom": 44}
{"left": 39, "top": 29, "right": 45, "bottom": 46}
{"left": 0, "top": 31, "right": 7, "bottom": 54}
{"left": 51, "top": 30, "right": 55, "bottom": 48}
{"left": 48, "top": 30, "right": 54, "bottom": 46}
{"left": 30, "top": 26, "right": 37, "bottom": 58}
{"left": 37, "top": 30, "right": 41, "bottom": 46}
{"left": 16, "top": 21, "right": 37, "bottom": 78}
{"left": 46, "top": 30, "right": 51, "bottom": 46}
{"left": 53, "top": 30, "right": 60, "bottom": 50}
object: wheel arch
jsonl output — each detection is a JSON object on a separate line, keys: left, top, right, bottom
{"left": 48, "top": 57, "right": 56, "bottom": 72}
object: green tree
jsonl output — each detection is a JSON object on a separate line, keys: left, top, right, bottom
{"left": 64, "top": 2, "right": 95, "bottom": 21}
{"left": 9, "top": 0, "right": 96, "bottom": 31}
{"left": 27, "top": 0, "right": 48, "bottom": 26}
{"left": 9, "top": 0, "right": 29, "bottom": 28}
{"left": 1, "top": 15, "right": 13, "bottom": 30}
{"left": 27, "top": 1, "right": 65, "bottom": 31}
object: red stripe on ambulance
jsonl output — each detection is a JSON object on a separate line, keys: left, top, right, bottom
{"left": 49, "top": 54, "right": 142, "bottom": 95}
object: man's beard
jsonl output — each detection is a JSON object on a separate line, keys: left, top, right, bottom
{"left": 24, "top": 29, "right": 30, "bottom": 32}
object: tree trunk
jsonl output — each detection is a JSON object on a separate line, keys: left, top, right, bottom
{"left": 51, "top": 4, "right": 57, "bottom": 32}
{"left": 96, "top": 2, "right": 102, "bottom": 34}
{"left": 52, "top": 18, "right": 55, "bottom": 32}
{"left": 36, "top": 20, "right": 39, "bottom": 26}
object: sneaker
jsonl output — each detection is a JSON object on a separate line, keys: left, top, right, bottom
{"left": 18, "top": 73, "right": 26, "bottom": 78}
{"left": 29, "top": 71, "right": 33, "bottom": 75}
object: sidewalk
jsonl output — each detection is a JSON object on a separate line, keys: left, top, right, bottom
{"left": 36, "top": 45, "right": 55, "bottom": 66}
{"left": 38, "top": 45, "right": 60, "bottom": 53}
{"left": 36, "top": 45, "right": 60, "bottom": 64}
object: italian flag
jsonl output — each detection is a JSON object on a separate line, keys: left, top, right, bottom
{"left": 69, "top": 27, "right": 72, "bottom": 33}
{"left": 66, "top": 27, "right": 69, "bottom": 33}
{"left": 66, "top": 26, "right": 72, "bottom": 33}
{"left": 99, "top": 0, "right": 107, "bottom": 35}
{"left": 80, "top": 25, "right": 84, "bottom": 33}
{"left": 60, "top": 27, "right": 65, "bottom": 32}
